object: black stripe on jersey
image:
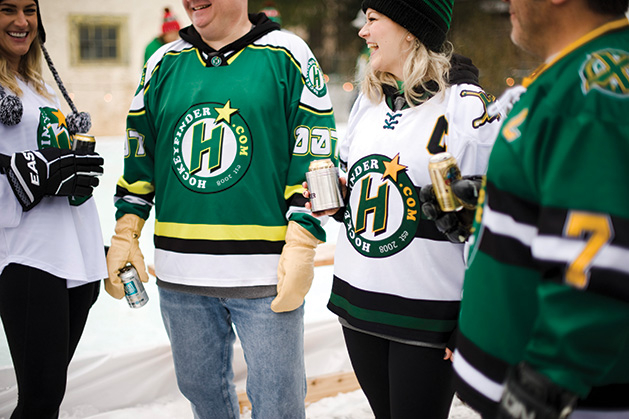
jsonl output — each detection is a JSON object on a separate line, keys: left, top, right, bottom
{"left": 155, "top": 236, "right": 284, "bottom": 255}
{"left": 327, "top": 276, "right": 459, "bottom": 344}
{"left": 477, "top": 182, "right": 538, "bottom": 269}
{"left": 327, "top": 301, "right": 455, "bottom": 344}
{"left": 486, "top": 180, "right": 538, "bottom": 226}
{"left": 453, "top": 331, "right": 509, "bottom": 417}
{"left": 539, "top": 207, "right": 629, "bottom": 247}
{"left": 331, "top": 276, "right": 460, "bottom": 320}
{"left": 115, "top": 184, "right": 155, "bottom": 204}
{"left": 299, "top": 102, "right": 334, "bottom": 116}
{"left": 539, "top": 262, "right": 629, "bottom": 303}
{"left": 582, "top": 267, "right": 629, "bottom": 302}
{"left": 453, "top": 374, "right": 499, "bottom": 418}
{"left": 457, "top": 331, "right": 510, "bottom": 384}
{"left": 478, "top": 228, "right": 535, "bottom": 269}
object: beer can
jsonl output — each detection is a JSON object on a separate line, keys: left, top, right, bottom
{"left": 306, "top": 159, "right": 344, "bottom": 212}
{"left": 119, "top": 264, "right": 149, "bottom": 309}
{"left": 428, "top": 152, "right": 463, "bottom": 212}
{"left": 72, "top": 134, "right": 96, "bottom": 153}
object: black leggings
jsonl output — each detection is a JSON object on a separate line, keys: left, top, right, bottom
{"left": 0, "top": 263, "right": 100, "bottom": 419}
{"left": 343, "top": 326, "right": 455, "bottom": 419}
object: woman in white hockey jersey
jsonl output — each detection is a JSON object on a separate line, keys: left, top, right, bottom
{"left": 0, "top": 1, "right": 105, "bottom": 417}
{"left": 311, "top": 0, "right": 502, "bottom": 417}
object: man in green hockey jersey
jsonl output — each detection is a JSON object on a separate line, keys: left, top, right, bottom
{"left": 104, "top": 0, "right": 337, "bottom": 418}
{"left": 423, "top": 0, "right": 629, "bottom": 418}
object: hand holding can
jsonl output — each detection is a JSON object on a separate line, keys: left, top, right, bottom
{"left": 428, "top": 152, "right": 464, "bottom": 212}
{"left": 119, "top": 264, "right": 149, "bottom": 308}
{"left": 305, "top": 159, "right": 344, "bottom": 213}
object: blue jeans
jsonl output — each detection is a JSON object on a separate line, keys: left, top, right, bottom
{"left": 159, "top": 287, "right": 306, "bottom": 419}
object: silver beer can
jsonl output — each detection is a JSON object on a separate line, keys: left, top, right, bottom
{"left": 119, "top": 264, "right": 149, "bottom": 308}
{"left": 306, "top": 159, "right": 344, "bottom": 212}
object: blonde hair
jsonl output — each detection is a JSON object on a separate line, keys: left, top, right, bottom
{"left": 0, "top": 36, "right": 50, "bottom": 98}
{"left": 361, "top": 37, "right": 453, "bottom": 107}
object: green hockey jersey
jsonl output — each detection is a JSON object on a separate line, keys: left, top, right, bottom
{"left": 453, "top": 18, "right": 629, "bottom": 417}
{"left": 115, "top": 14, "right": 336, "bottom": 288}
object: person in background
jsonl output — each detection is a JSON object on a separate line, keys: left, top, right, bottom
{"left": 0, "top": 0, "right": 105, "bottom": 417}
{"left": 260, "top": 0, "right": 281, "bottom": 25}
{"left": 424, "top": 0, "right": 629, "bottom": 417}
{"left": 308, "top": 0, "right": 501, "bottom": 417}
{"left": 143, "top": 7, "right": 181, "bottom": 63}
{"left": 105, "top": 0, "right": 336, "bottom": 418}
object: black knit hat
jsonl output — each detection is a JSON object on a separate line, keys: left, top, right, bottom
{"left": 34, "top": 0, "right": 46, "bottom": 43}
{"left": 361, "top": 0, "right": 454, "bottom": 52}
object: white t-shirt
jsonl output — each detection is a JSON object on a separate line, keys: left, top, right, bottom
{"left": 0, "top": 79, "right": 106, "bottom": 287}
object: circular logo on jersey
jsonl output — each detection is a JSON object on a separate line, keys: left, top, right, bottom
{"left": 305, "top": 58, "right": 327, "bottom": 98}
{"left": 210, "top": 56, "right": 222, "bottom": 67}
{"left": 343, "top": 154, "right": 419, "bottom": 258}
{"left": 172, "top": 101, "right": 252, "bottom": 193}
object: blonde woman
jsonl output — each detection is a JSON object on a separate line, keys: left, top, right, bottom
{"left": 322, "top": 1, "right": 501, "bottom": 417}
{"left": 0, "top": 0, "right": 104, "bottom": 416}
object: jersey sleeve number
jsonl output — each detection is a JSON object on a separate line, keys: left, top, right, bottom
{"left": 126, "top": 129, "right": 147, "bottom": 158}
{"left": 564, "top": 212, "right": 613, "bottom": 289}
{"left": 426, "top": 115, "right": 448, "bottom": 155}
{"left": 294, "top": 127, "right": 337, "bottom": 157}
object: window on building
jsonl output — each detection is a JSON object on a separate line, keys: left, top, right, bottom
{"left": 70, "top": 15, "right": 128, "bottom": 65}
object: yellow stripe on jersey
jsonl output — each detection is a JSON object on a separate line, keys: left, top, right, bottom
{"left": 116, "top": 176, "right": 155, "bottom": 195}
{"left": 155, "top": 221, "right": 287, "bottom": 241}
{"left": 284, "top": 183, "right": 305, "bottom": 200}
{"left": 227, "top": 49, "right": 245, "bottom": 65}
{"left": 247, "top": 44, "right": 302, "bottom": 73}
{"left": 299, "top": 104, "right": 335, "bottom": 116}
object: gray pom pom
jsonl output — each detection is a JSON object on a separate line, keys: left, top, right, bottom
{"left": 66, "top": 111, "right": 92, "bottom": 135}
{"left": 0, "top": 95, "right": 23, "bottom": 126}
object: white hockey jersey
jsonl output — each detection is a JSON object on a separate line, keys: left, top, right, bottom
{"left": 328, "top": 80, "right": 501, "bottom": 345}
{"left": 0, "top": 79, "right": 106, "bottom": 287}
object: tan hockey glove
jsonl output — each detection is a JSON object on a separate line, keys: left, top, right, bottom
{"left": 271, "top": 221, "right": 322, "bottom": 313}
{"left": 105, "top": 214, "right": 149, "bottom": 299}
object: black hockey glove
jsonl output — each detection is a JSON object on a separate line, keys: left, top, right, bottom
{"left": 419, "top": 175, "right": 483, "bottom": 243}
{"left": 0, "top": 148, "right": 104, "bottom": 211}
{"left": 497, "top": 362, "right": 578, "bottom": 419}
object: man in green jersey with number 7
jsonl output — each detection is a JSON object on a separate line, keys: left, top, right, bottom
{"left": 426, "top": 1, "right": 629, "bottom": 418}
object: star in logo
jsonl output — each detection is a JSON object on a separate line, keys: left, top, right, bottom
{"left": 382, "top": 154, "right": 407, "bottom": 183}
{"left": 214, "top": 100, "right": 238, "bottom": 125}
{"left": 51, "top": 109, "right": 67, "bottom": 129}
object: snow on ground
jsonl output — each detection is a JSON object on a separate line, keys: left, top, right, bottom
{"left": 62, "top": 389, "right": 480, "bottom": 419}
